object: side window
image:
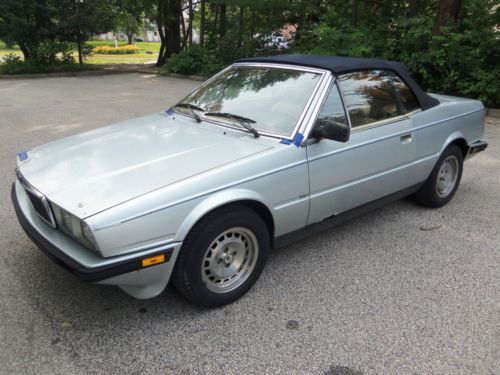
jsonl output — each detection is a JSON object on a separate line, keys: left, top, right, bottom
{"left": 393, "top": 77, "right": 420, "bottom": 114}
{"left": 316, "top": 83, "right": 348, "bottom": 127}
{"left": 337, "top": 70, "right": 420, "bottom": 128}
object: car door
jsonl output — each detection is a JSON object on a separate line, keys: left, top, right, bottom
{"left": 306, "top": 69, "right": 422, "bottom": 224}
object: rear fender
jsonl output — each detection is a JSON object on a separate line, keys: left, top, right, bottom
{"left": 441, "top": 131, "right": 468, "bottom": 155}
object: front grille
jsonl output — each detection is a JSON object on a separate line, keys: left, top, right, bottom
{"left": 25, "top": 189, "right": 52, "bottom": 223}
{"left": 16, "top": 169, "right": 57, "bottom": 228}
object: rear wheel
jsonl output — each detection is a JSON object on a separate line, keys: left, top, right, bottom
{"left": 173, "top": 205, "right": 269, "bottom": 307}
{"left": 413, "top": 144, "right": 463, "bottom": 208}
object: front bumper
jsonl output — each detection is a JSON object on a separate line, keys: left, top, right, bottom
{"left": 12, "top": 182, "right": 182, "bottom": 299}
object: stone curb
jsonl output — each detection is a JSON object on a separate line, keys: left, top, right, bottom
{"left": 0, "top": 68, "right": 159, "bottom": 79}
{"left": 0, "top": 69, "right": 210, "bottom": 81}
{"left": 160, "top": 72, "right": 207, "bottom": 81}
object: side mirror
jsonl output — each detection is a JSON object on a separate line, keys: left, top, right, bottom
{"left": 312, "top": 119, "right": 350, "bottom": 143}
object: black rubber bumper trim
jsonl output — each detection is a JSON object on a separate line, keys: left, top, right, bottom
{"left": 11, "top": 183, "right": 172, "bottom": 282}
{"left": 469, "top": 140, "right": 488, "bottom": 154}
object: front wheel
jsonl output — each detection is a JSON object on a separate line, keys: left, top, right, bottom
{"left": 172, "top": 205, "right": 269, "bottom": 307}
{"left": 413, "top": 144, "right": 464, "bottom": 208}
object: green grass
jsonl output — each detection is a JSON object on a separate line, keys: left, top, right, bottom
{"left": 0, "top": 40, "right": 22, "bottom": 55}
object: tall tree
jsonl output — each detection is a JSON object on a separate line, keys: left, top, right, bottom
{"left": 115, "top": 0, "right": 148, "bottom": 44}
{"left": 0, "top": 0, "right": 57, "bottom": 61}
{"left": 116, "top": 13, "right": 142, "bottom": 44}
{"left": 58, "top": 0, "right": 115, "bottom": 65}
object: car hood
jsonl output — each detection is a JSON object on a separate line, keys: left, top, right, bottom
{"left": 18, "top": 113, "right": 272, "bottom": 218}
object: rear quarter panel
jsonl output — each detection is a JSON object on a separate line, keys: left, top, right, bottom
{"left": 411, "top": 95, "right": 485, "bottom": 181}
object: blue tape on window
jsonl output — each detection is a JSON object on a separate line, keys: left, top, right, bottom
{"left": 293, "top": 133, "right": 304, "bottom": 147}
{"left": 165, "top": 108, "right": 175, "bottom": 115}
{"left": 280, "top": 139, "right": 292, "bottom": 145}
{"left": 18, "top": 150, "right": 29, "bottom": 161}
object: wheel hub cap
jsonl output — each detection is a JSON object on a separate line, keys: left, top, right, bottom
{"left": 436, "top": 155, "right": 459, "bottom": 198}
{"left": 201, "top": 227, "right": 259, "bottom": 293}
{"left": 223, "top": 253, "right": 233, "bottom": 265}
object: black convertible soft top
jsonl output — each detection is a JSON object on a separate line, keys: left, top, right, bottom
{"left": 236, "top": 55, "right": 439, "bottom": 110}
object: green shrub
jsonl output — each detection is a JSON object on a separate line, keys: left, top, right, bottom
{"left": 210, "top": 34, "right": 280, "bottom": 65}
{"left": 388, "top": 2, "right": 500, "bottom": 107}
{"left": 292, "top": 11, "right": 373, "bottom": 57}
{"left": 160, "top": 35, "right": 281, "bottom": 77}
{"left": 28, "top": 42, "right": 76, "bottom": 65}
{"left": 0, "top": 53, "right": 25, "bottom": 74}
{"left": 1, "top": 53, "right": 22, "bottom": 65}
{"left": 160, "top": 46, "right": 223, "bottom": 76}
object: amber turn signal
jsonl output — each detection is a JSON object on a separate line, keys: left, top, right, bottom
{"left": 141, "top": 254, "right": 166, "bottom": 267}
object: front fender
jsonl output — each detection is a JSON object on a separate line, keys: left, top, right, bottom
{"left": 175, "top": 188, "right": 274, "bottom": 242}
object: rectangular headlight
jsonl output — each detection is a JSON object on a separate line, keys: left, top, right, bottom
{"left": 52, "top": 204, "right": 100, "bottom": 254}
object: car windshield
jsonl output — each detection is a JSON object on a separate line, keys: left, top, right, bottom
{"left": 175, "top": 66, "right": 322, "bottom": 137}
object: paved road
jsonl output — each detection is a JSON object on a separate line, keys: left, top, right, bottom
{"left": 0, "top": 74, "right": 498, "bottom": 375}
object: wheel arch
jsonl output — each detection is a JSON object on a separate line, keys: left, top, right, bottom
{"left": 175, "top": 189, "right": 275, "bottom": 245}
{"left": 441, "top": 132, "right": 469, "bottom": 158}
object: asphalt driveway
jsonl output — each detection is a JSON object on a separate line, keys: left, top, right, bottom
{"left": 0, "top": 74, "right": 498, "bottom": 375}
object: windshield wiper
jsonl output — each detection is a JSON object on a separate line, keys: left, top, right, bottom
{"left": 174, "top": 103, "right": 203, "bottom": 123}
{"left": 205, "top": 112, "right": 260, "bottom": 138}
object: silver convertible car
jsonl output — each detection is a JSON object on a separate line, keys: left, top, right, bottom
{"left": 12, "top": 55, "right": 488, "bottom": 307}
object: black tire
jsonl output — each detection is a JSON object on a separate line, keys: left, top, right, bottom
{"left": 412, "top": 144, "right": 463, "bottom": 208}
{"left": 172, "top": 205, "right": 270, "bottom": 308}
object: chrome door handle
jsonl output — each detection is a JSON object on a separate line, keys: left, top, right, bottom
{"left": 400, "top": 134, "right": 412, "bottom": 144}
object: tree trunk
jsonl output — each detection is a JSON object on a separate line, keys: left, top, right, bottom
{"left": 19, "top": 43, "right": 30, "bottom": 61}
{"left": 238, "top": 6, "right": 245, "bottom": 46}
{"left": 156, "top": 0, "right": 166, "bottom": 66}
{"left": 219, "top": 1, "right": 227, "bottom": 37}
{"left": 250, "top": 9, "right": 256, "bottom": 37}
{"left": 409, "top": 0, "right": 423, "bottom": 16}
{"left": 77, "top": 35, "right": 83, "bottom": 66}
{"left": 155, "top": 0, "right": 182, "bottom": 64}
{"left": 164, "top": 0, "right": 182, "bottom": 58}
{"left": 351, "top": 0, "right": 359, "bottom": 27}
{"left": 180, "top": 10, "right": 187, "bottom": 50}
{"left": 211, "top": 4, "right": 219, "bottom": 40}
{"left": 434, "top": 0, "right": 462, "bottom": 34}
{"left": 200, "top": 0, "right": 206, "bottom": 46}
{"left": 127, "top": 33, "right": 133, "bottom": 44}
{"left": 309, "top": 0, "right": 322, "bottom": 24}
{"left": 188, "top": 0, "right": 193, "bottom": 46}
